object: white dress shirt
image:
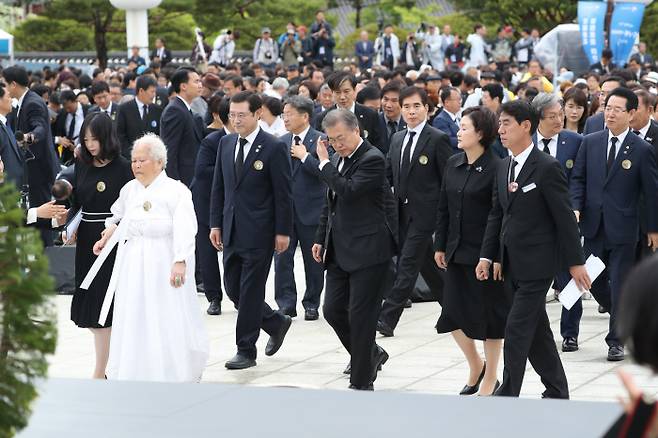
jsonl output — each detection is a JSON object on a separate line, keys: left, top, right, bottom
{"left": 177, "top": 95, "right": 192, "bottom": 112}
{"left": 136, "top": 100, "right": 148, "bottom": 119}
{"left": 607, "top": 128, "right": 629, "bottom": 161}
{"left": 536, "top": 131, "right": 558, "bottom": 158}
{"left": 509, "top": 142, "right": 535, "bottom": 181}
{"left": 400, "top": 121, "right": 426, "bottom": 169}
{"left": 234, "top": 126, "right": 261, "bottom": 162}
{"left": 318, "top": 139, "right": 364, "bottom": 171}
{"left": 635, "top": 120, "right": 652, "bottom": 139}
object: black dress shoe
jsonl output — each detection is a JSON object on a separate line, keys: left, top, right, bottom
{"left": 404, "top": 299, "right": 412, "bottom": 308}
{"left": 304, "top": 308, "right": 319, "bottom": 321}
{"left": 562, "top": 337, "right": 578, "bottom": 352}
{"left": 460, "top": 362, "right": 486, "bottom": 395}
{"left": 349, "top": 383, "right": 374, "bottom": 391}
{"left": 607, "top": 345, "right": 625, "bottom": 361}
{"left": 279, "top": 307, "right": 297, "bottom": 318}
{"left": 207, "top": 298, "right": 222, "bottom": 315}
{"left": 196, "top": 282, "right": 205, "bottom": 293}
{"left": 265, "top": 315, "right": 292, "bottom": 356}
{"left": 343, "top": 361, "right": 351, "bottom": 375}
{"left": 371, "top": 346, "right": 389, "bottom": 381}
{"left": 225, "top": 354, "right": 256, "bottom": 370}
{"left": 598, "top": 305, "right": 607, "bottom": 314}
{"left": 377, "top": 320, "right": 394, "bottom": 337}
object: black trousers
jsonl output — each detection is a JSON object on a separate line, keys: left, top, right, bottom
{"left": 379, "top": 216, "right": 443, "bottom": 329}
{"left": 223, "top": 245, "right": 286, "bottom": 359}
{"left": 196, "top": 223, "right": 223, "bottom": 302}
{"left": 497, "top": 263, "right": 569, "bottom": 399}
{"left": 323, "top": 259, "right": 390, "bottom": 387}
{"left": 273, "top": 219, "right": 325, "bottom": 311}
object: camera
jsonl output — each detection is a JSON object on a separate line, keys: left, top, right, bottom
{"left": 265, "top": 51, "right": 272, "bottom": 59}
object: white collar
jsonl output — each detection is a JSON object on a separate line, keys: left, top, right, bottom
{"left": 512, "top": 142, "right": 535, "bottom": 168}
{"left": 0, "top": 114, "right": 7, "bottom": 125}
{"left": 638, "top": 120, "right": 652, "bottom": 138}
{"left": 608, "top": 128, "right": 629, "bottom": 146}
{"left": 407, "top": 120, "right": 426, "bottom": 135}
{"left": 176, "top": 95, "right": 192, "bottom": 111}
{"left": 348, "top": 139, "right": 364, "bottom": 159}
{"left": 384, "top": 114, "right": 401, "bottom": 125}
{"left": 71, "top": 103, "right": 84, "bottom": 117}
{"left": 443, "top": 109, "right": 459, "bottom": 122}
{"left": 537, "top": 129, "right": 558, "bottom": 142}
{"left": 17, "top": 89, "right": 28, "bottom": 108}
{"left": 292, "top": 125, "right": 311, "bottom": 143}
{"left": 240, "top": 125, "right": 261, "bottom": 145}
{"left": 348, "top": 102, "right": 356, "bottom": 113}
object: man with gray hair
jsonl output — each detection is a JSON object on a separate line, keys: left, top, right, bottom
{"left": 274, "top": 95, "right": 327, "bottom": 320}
{"left": 531, "top": 92, "right": 583, "bottom": 353}
{"left": 311, "top": 108, "right": 395, "bottom": 390}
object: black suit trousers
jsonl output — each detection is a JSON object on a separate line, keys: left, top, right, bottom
{"left": 273, "top": 219, "right": 325, "bottom": 311}
{"left": 223, "top": 245, "right": 286, "bottom": 359}
{"left": 196, "top": 223, "right": 223, "bottom": 302}
{"left": 379, "top": 210, "right": 444, "bottom": 329}
{"left": 497, "top": 262, "right": 569, "bottom": 399}
{"left": 323, "top": 257, "right": 390, "bottom": 387}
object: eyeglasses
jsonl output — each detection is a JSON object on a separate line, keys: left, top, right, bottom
{"left": 604, "top": 106, "right": 628, "bottom": 114}
{"left": 228, "top": 112, "right": 253, "bottom": 120}
{"left": 543, "top": 111, "right": 564, "bottom": 121}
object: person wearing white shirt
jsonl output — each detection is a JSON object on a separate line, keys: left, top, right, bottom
{"left": 210, "top": 31, "right": 237, "bottom": 66}
{"left": 466, "top": 24, "right": 490, "bottom": 68}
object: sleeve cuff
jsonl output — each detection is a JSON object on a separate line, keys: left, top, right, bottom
{"left": 479, "top": 258, "right": 492, "bottom": 264}
{"left": 319, "top": 159, "right": 330, "bottom": 170}
{"left": 301, "top": 152, "right": 309, "bottom": 163}
{"left": 51, "top": 218, "right": 58, "bottom": 228}
{"left": 27, "top": 208, "right": 37, "bottom": 224}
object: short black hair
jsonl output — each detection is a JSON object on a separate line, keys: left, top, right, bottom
{"left": 170, "top": 67, "right": 197, "bottom": 94}
{"left": 326, "top": 71, "right": 357, "bottom": 91}
{"left": 262, "top": 96, "right": 282, "bottom": 117}
{"left": 31, "top": 84, "right": 50, "bottom": 98}
{"left": 299, "top": 80, "right": 318, "bottom": 100}
{"left": 0, "top": 83, "right": 6, "bottom": 99}
{"left": 356, "top": 86, "right": 381, "bottom": 104}
{"left": 461, "top": 106, "right": 498, "bottom": 149}
{"left": 635, "top": 88, "right": 656, "bottom": 109}
{"left": 225, "top": 75, "right": 243, "bottom": 89}
{"left": 381, "top": 79, "right": 404, "bottom": 96}
{"left": 135, "top": 75, "right": 157, "bottom": 93}
{"left": 60, "top": 89, "right": 77, "bottom": 103}
{"left": 230, "top": 90, "right": 262, "bottom": 113}
{"left": 90, "top": 81, "right": 110, "bottom": 97}
{"left": 3, "top": 66, "right": 29, "bottom": 87}
{"left": 601, "top": 75, "right": 627, "bottom": 88}
{"left": 79, "top": 112, "right": 120, "bottom": 163}
{"left": 218, "top": 96, "right": 231, "bottom": 125}
{"left": 482, "top": 83, "right": 504, "bottom": 102}
{"left": 399, "top": 86, "right": 428, "bottom": 106}
{"left": 208, "top": 93, "right": 224, "bottom": 117}
{"left": 440, "top": 86, "right": 459, "bottom": 103}
{"left": 601, "top": 48, "right": 613, "bottom": 60}
{"left": 604, "top": 86, "right": 639, "bottom": 111}
{"left": 618, "top": 255, "right": 658, "bottom": 372}
{"left": 500, "top": 100, "right": 539, "bottom": 135}
{"left": 283, "top": 95, "right": 314, "bottom": 120}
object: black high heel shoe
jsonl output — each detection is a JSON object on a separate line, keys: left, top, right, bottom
{"left": 460, "top": 362, "right": 486, "bottom": 395}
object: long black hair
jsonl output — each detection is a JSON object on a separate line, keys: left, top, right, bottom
{"left": 79, "top": 112, "right": 120, "bottom": 163}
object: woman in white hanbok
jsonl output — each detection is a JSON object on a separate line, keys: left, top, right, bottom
{"left": 85, "top": 133, "right": 209, "bottom": 382}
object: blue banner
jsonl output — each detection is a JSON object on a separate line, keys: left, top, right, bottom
{"left": 610, "top": 2, "right": 646, "bottom": 66}
{"left": 578, "top": 1, "right": 607, "bottom": 65}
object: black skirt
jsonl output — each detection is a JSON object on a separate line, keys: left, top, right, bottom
{"left": 435, "top": 262, "right": 508, "bottom": 340}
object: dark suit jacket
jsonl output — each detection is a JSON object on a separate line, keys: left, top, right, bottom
{"left": 191, "top": 129, "right": 227, "bottom": 227}
{"left": 281, "top": 127, "right": 327, "bottom": 226}
{"left": 637, "top": 121, "right": 658, "bottom": 236}
{"left": 431, "top": 110, "right": 459, "bottom": 152}
{"left": 314, "top": 103, "right": 385, "bottom": 154}
{"left": 589, "top": 61, "right": 616, "bottom": 75}
{"left": 481, "top": 146, "right": 585, "bottom": 280}
{"left": 570, "top": 129, "right": 658, "bottom": 244}
{"left": 160, "top": 97, "right": 203, "bottom": 186}
{"left": 52, "top": 104, "right": 90, "bottom": 164}
{"left": 88, "top": 102, "right": 118, "bottom": 119}
{"left": 355, "top": 40, "right": 375, "bottom": 69}
{"left": 7, "top": 90, "right": 60, "bottom": 214}
{"left": 314, "top": 140, "right": 395, "bottom": 272}
{"left": 209, "top": 128, "right": 293, "bottom": 249}
{"left": 116, "top": 99, "right": 163, "bottom": 158}
{"left": 378, "top": 112, "right": 406, "bottom": 156}
{"left": 0, "top": 122, "right": 24, "bottom": 187}
{"left": 151, "top": 48, "right": 172, "bottom": 66}
{"left": 532, "top": 130, "right": 582, "bottom": 181}
{"left": 583, "top": 112, "right": 605, "bottom": 135}
{"left": 630, "top": 52, "right": 654, "bottom": 66}
{"left": 388, "top": 123, "right": 452, "bottom": 232}
{"left": 435, "top": 150, "right": 500, "bottom": 265}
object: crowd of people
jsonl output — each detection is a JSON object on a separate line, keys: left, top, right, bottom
{"left": 0, "top": 14, "right": 657, "bottom": 426}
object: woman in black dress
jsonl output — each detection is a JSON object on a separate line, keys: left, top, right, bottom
{"left": 68, "top": 112, "right": 133, "bottom": 379}
{"left": 434, "top": 106, "right": 508, "bottom": 396}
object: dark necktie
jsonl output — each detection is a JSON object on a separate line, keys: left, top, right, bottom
{"left": 509, "top": 159, "right": 517, "bottom": 185}
{"left": 67, "top": 112, "right": 76, "bottom": 140}
{"left": 235, "top": 137, "right": 248, "bottom": 179}
{"left": 633, "top": 130, "right": 641, "bottom": 136}
{"left": 387, "top": 121, "right": 397, "bottom": 139}
{"left": 541, "top": 138, "right": 552, "bottom": 154}
{"left": 607, "top": 137, "right": 618, "bottom": 173}
{"left": 293, "top": 135, "right": 302, "bottom": 146}
{"left": 399, "top": 131, "right": 416, "bottom": 198}
{"left": 339, "top": 156, "right": 350, "bottom": 175}
{"left": 143, "top": 104, "right": 149, "bottom": 120}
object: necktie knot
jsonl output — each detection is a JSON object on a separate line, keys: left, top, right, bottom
{"left": 239, "top": 137, "right": 248, "bottom": 148}
{"left": 541, "top": 138, "right": 552, "bottom": 154}
{"left": 633, "top": 130, "right": 641, "bottom": 136}
{"left": 509, "top": 159, "right": 518, "bottom": 184}
{"left": 293, "top": 135, "right": 302, "bottom": 145}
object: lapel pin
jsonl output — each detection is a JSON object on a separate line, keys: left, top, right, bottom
{"left": 565, "top": 159, "right": 574, "bottom": 169}
{"left": 622, "top": 159, "right": 632, "bottom": 170}
{"left": 96, "top": 181, "right": 106, "bottom": 192}
{"left": 254, "top": 160, "right": 264, "bottom": 171}
{"left": 508, "top": 182, "right": 519, "bottom": 193}
{"left": 475, "top": 166, "right": 483, "bottom": 172}
{"left": 419, "top": 155, "right": 428, "bottom": 165}
{"left": 143, "top": 201, "right": 152, "bottom": 211}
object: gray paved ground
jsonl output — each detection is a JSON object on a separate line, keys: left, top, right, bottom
{"left": 49, "top": 251, "right": 658, "bottom": 402}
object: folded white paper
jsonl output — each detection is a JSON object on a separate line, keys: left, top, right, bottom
{"left": 559, "top": 255, "right": 606, "bottom": 310}
{"left": 65, "top": 210, "right": 82, "bottom": 245}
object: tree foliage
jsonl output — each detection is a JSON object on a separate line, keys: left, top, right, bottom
{"left": 641, "top": 1, "right": 658, "bottom": 60}
{"left": 12, "top": 17, "right": 94, "bottom": 51}
{"left": 0, "top": 182, "right": 57, "bottom": 438}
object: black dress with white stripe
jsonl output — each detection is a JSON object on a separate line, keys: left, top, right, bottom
{"left": 70, "top": 156, "right": 133, "bottom": 328}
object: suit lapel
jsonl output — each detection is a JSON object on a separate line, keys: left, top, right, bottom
{"left": 408, "top": 125, "right": 430, "bottom": 174}
{"left": 391, "top": 132, "right": 402, "bottom": 188}
{"left": 1, "top": 123, "right": 21, "bottom": 163}
{"left": 605, "top": 133, "right": 633, "bottom": 185}
{"left": 508, "top": 148, "right": 538, "bottom": 208}
{"left": 236, "top": 130, "right": 265, "bottom": 187}
{"left": 499, "top": 156, "right": 511, "bottom": 209}
{"left": 555, "top": 132, "right": 567, "bottom": 166}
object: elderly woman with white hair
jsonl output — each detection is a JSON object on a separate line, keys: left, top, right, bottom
{"left": 84, "top": 133, "right": 209, "bottom": 382}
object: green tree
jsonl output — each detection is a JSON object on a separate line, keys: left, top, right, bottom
{"left": 641, "top": 1, "right": 658, "bottom": 60}
{"left": 12, "top": 16, "right": 94, "bottom": 51}
{"left": 0, "top": 183, "right": 58, "bottom": 437}
{"left": 457, "top": 0, "right": 577, "bottom": 33}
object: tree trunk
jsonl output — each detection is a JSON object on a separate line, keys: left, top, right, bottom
{"left": 93, "top": 9, "right": 114, "bottom": 70}
{"left": 355, "top": 0, "right": 362, "bottom": 29}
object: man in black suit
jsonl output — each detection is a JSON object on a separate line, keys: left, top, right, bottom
{"left": 314, "top": 72, "right": 384, "bottom": 154}
{"left": 151, "top": 37, "right": 172, "bottom": 67}
{"left": 0, "top": 84, "right": 24, "bottom": 187}
{"left": 631, "top": 88, "right": 658, "bottom": 262}
{"left": 378, "top": 80, "right": 407, "bottom": 154}
{"left": 191, "top": 96, "right": 231, "bottom": 316}
{"left": 88, "top": 81, "right": 118, "bottom": 120}
{"left": 116, "top": 75, "right": 162, "bottom": 159}
{"left": 312, "top": 109, "right": 395, "bottom": 390}
{"left": 583, "top": 76, "right": 626, "bottom": 135}
{"left": 209, "top": 91, "right": 293, "bottom": 370}
{"left": 160, "top": 68, "right": 204, "bottom": 187}
{"left": 4, "top": 66, "right": 61, "bottom": 246}
{"left": 52, "top": 90, "right": 89, "bottom": 165}
{"left": 589, "top": 49, "right": 617, "bottom": 75}
{"left": 476, "top": 100, "right": 590, "bottom": 399}
{"left": 274, "top": 96, "right": 327, "bottom": 320}
{"left": 377, "top": 87, "right": 451, "bottom": 337}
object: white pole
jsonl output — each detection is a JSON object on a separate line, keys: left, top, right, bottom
{"left": 125, "top": 9, "right": 150, "bottom": 63}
